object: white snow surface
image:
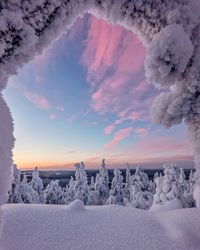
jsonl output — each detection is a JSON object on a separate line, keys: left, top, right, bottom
{"left": 150, "top": 198, "right": 183, "bottom": 212}
{"left": 0, "top": 200, "right": 200, "bottom": 250}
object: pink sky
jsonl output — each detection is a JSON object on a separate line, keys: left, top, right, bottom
{"left": 5, "top": 14, "right": 194, "bottom": 170}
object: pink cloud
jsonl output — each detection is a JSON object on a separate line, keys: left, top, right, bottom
{"left": 82, "top": 17, "right": 145, "bottom": 82}
{"left": 22, "top": 91, "right": 50, "bottom": 110}
{"left": 104, "top": 124, "right": 115, "bottom": 135}
{"left": 104, "top": 127, "right": 133, "bottom": 149}
{"left": 104, "top": 119, "right": 123, "bottom": 135}
{"left": 81, "top": 15, "right": 155, "bottom": 124}
{"left": 134, "top": 127, "right": 148, "bottom": 135}
{"left": 127, "top": 112, "right": 140, "bottom": 121}
{"left": 104, "top": 112, "right": 140, "bottom": 135}
{"left": 8, "top": 78, "right": 52, "bottom": 110}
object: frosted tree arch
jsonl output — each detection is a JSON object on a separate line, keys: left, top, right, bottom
{"left": 0, "top": 0, "right": 200, "bottom": 205}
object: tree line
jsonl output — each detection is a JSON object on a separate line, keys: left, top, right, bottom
{"left": 8, "top": 160, "right": 197, "bottom": 209}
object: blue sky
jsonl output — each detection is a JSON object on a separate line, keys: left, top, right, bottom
{"left": 3, "top": 14, "right": 193, "bottom": 170}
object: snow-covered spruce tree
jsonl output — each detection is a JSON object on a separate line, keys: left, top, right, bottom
{"left": 188, "top": 170, "right": 196, "bottom": 194}
{"left": 151, "top": 163, "right": 183, "bottom": 210}
{"left": 128, "top": 167, "right": 153, "bottom": 209}
{"left": 94, "top": 159, "right": 110, "bottom": 205}
{"left": 87, "top": 189, "right": 100, "bottom": 206}
{"left": 87, "top": 175, "right": 100, "bottom": 205}
{"left": 161, "top": 163, "right": 181, "bottom": 204}
{"left": 130, "top": 167, "right": 151, "bottom": 192}
{"left": 149, "top": 180, "right": 156, "bottom": 195}
{"left": 124, "top": 164, "right": 131, "bottom": 199}
{"left": 89, "top": 176, "right": 95, "bottom": 191}
{"left": 73, "top": 162, "right": 89, "bottom": 205}
{"left": 105, "top": 190, "right": 117, "bottom": 205}
{"left": 66, "top": 176, "right": 75, "bottom": 205}
{"left": 150, "top": 172, "right": 158, "bottom": 194}
{"left": 30, "top": 167, "right": 44, "bottom": 204}
{"left": 106, "top": 169, "right": 124, "bottom": 205}
{"left": 178, "top": 168, "right": 193, "bottom": 207}
{"left": 152, "top": 174, "right": 164, "bottom": 206}
{"left": 8, "top": 164, "right": 22, "bottom": 203}
{"left": 20, "top": 174, "right": 38, "bottom": 204}
{"left": 44, "top": 180, "right": 65, "bottom": 205}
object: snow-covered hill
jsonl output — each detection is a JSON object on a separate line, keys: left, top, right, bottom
{"left": 0, "top": 200, "right": 200, "bottom": 250}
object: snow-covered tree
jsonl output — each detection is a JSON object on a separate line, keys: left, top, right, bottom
{"left": 94, "top": 159, "right": 110, "bottom": 205}
{"left": 20, "top": 174, "right": 38, "bottom": 204}
{"left": 89, "top": 176, "right": 95, "bottom": 191}
{"left": 178, "top": 168, "right": 193, "bottom": 208}
{"left": 128, "top": 167, "right": 153, "bottom": 209}
{"left": 187, "top": 170, "right": 198, "bottom": 207}
{"left": 66, "top": 176, "right": 75, "bottom": 205}
{"left": 179, "top": 169, "right": 188, "bottom": 193}
{"left": 87, "top": 190, "right": 100, "bottom": 206}
{"left": 87, "top": 175, "right": 99, "bottom": 205}
{"left": 129, "top": 167, "right": 151, "bottom": 192}
{"left": 152, "top": 174, "right": 164, "bottom": 206}
{"left": 128, "top": 185, "right": 153, "bottom": 209}
{"left": 124, "top": 164, "right": 131, "bottom": 199}
{"left": 161, "top": 163, "right": 181, "bottom": 203}
{"left": 154, "top": 172, "right": 159, "bottom": 182}
{"left": 107, "top": 169, "right": 124, "bottom": 205}
{"left": 151, "top": 163, "right": 184, "bottom": 210}
{"left": 189, "top": 170, "right": 196, "bottom": 193}
{"left": 8, "top": 164, "right": 22, "bottom": 203}
{"left": 30, "top": 167, "right": 44, "bottom": 204}
{"left": 44, "top": 180, "right": 65, "bottom": 205}
{"left": 73, "top": 162, "right": 89, "bottom": 205}
{"left": 105, "top": 190, "right": 118, "bottom": 205}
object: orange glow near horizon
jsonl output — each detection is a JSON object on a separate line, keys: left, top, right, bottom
{"left": 15, "top": 153, "right": 193, "bottom": 170}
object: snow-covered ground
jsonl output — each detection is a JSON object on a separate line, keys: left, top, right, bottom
{"left": 0, "top": 200, "right": 200, "bottom": 250}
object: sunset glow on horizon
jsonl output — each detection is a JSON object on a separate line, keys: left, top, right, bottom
{"left": 4, "top": 14, "right": 193, "bottom": 170}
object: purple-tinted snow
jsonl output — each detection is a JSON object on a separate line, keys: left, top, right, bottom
{"left": 0, "top": 201, "right": 200, "bottom": 250}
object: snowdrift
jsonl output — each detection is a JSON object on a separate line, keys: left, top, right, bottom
{"left": 0, "top": 200, "right": 200, "bottom": 250}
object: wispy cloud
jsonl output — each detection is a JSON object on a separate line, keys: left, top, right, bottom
{"left": 81, "top": 16, "right": 155, "bottom": 123}
{"left": 134, "top": 127, "right": 148, "bottom": 135}
{"left": 23, "top": 90, "right": 50, "bottom": 110}
{"left": 104, "top": 127, "right": 133, "bottom": 149}
{"left": 104, "top": 119, "right": 123, "bottom": 135}
{"left": 104, "top": 111, "right": 141, "bottom": 135}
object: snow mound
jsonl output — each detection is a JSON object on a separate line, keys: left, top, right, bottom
{"left": 150, "top": 198, "right": 183, "bottom": 212}
{"left": 67, "top": 199, "right": 85, "bottom": 211}
{"left": 156, "top": 208, "right": 200, "bottom": 250}
{"left": 1, "top": 204, "right": 200, "bottom": 250}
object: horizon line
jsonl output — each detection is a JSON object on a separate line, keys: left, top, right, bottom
{"left": 17, "top": 158, "right": 194, "bottom": 171}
